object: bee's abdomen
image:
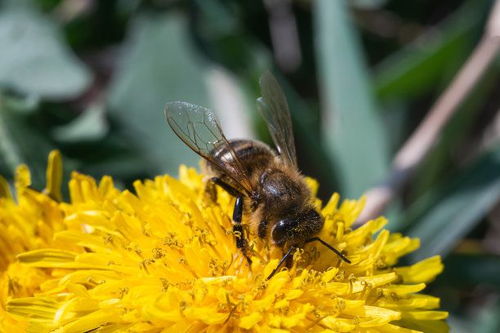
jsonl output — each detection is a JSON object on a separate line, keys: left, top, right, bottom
{"left": 210, "top": 139, "right": 276, "bottom": 176}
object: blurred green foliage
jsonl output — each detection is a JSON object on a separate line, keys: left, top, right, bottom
{"left": 0, "top": 0, "right": 499, "bottom": 331}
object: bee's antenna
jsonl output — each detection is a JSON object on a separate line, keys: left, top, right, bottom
{"left": 266, "top": 246, "right": 296, "bottom": 280}
{"left": 305, "top": 237, "right": 351, "bottom": 264}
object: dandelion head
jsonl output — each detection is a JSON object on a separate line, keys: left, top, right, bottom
{"left": 1, "top": 151, "right": 448, "bottom": 332}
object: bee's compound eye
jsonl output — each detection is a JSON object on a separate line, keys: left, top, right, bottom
{"left": 272, "top": 218, "right": 296, "bottom": 247}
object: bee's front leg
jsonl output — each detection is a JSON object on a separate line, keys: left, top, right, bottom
{"left": 209, "top": 177, "right": 252, "bottom": 266}
{"left": 232, "top": 197, "right": 251, "bottom": 260}
{"left": 267, "top": 246, "right": 296, "bottom": 280}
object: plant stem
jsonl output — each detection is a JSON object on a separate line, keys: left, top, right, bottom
{"left": 0, "top": 95, "right": 23, "bottom": 173}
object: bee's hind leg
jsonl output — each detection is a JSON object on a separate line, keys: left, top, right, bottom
{"left": 210, "top": 177, "right": 252, "bottom": 266}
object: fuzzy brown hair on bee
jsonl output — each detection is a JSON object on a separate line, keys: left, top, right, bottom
{"left": 165, "top": 71, "right": 350, "bottom": 279}
{"left": 204, "top": 139, "right": 320, "bottom": 247}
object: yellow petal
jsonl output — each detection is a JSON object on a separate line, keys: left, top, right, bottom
{"left": 395, "top": 256, "right": 444, "bottom": 284}
{"left": 43, "top": 150, "right": 62, "bottom": 202}
{"left": 0, "top": 175, "right": 12, "bottom": 200}
{"left": 15, "top": 164, "right": 31, "bottom": 192}
{"left": 402, "top": 311, "right": 449, "bottom": 320}
{"left": 239, "top": 312, "right": 263, "bottom": 329}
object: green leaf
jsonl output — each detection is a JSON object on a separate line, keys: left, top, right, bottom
{"left": 405, "top": 145, "right": 500, "bottom": 262}
{"left": 314, "top": 0, "right": 389, "bottom": 197}
{"left": 192, "top": 0, "right": 237, "bottom": 36}
{"left": 374, "top": 0, "right": 488, "bottom": 101}
{"left": 448, "top": 301, "right": 500, "bottom": 333}
{"left": 108, "top": 12, "right": 212, "bottom": 175}
{"left": 437, "top": 254, "right": 500, "bottom": 290}
{"left": 411, "top": 64, "right": 499, "bottom": 199}
{"left": 0, "top": 4, "right": 91, "bottom": 99}
{"left": 52, "top": 104, "right": 108, "bottom": 143}
{"left": 350, "top": 0, "right": 386, "bottom": 9}
{"left": 470, "top": 301, "right": 500, "bottom": 333}
{"left": 0, "top": 94, "right": 54, "bottom": 188}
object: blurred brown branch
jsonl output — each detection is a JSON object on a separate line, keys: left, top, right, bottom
{"left": 358, "top": 0, "right": 500, "bottom": 224}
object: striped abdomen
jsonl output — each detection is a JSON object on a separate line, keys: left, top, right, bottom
{"left": 208, "top": 139, "right": 276, "bottom": 178}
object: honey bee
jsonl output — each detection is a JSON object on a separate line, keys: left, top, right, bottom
{"left": 165, "top": 71, "right": 350, "bottom": 279}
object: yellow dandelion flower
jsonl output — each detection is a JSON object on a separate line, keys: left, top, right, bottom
{"left": 0, "top": 151, "right": 66, "bottom": 331}
{"left": 1, "top": 151, "right": 448, "bottom": 332}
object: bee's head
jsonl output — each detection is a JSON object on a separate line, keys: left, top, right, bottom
{"left": 271, "top": 208, "right": 323, "bottom": 247}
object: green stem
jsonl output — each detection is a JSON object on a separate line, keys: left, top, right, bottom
{"left": 0, "top": 94, "right": 23, "bottom": 173}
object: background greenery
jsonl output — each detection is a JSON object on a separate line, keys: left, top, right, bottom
{"left": 0, "top": 0, "right": 499, "bottom": 331}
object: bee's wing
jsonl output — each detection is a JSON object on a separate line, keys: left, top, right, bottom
{"left": 257, "top": 71, "right": 298, "bottom": 167}
{"left": 165, "top": 101, "right": 254, "bottom": 194}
